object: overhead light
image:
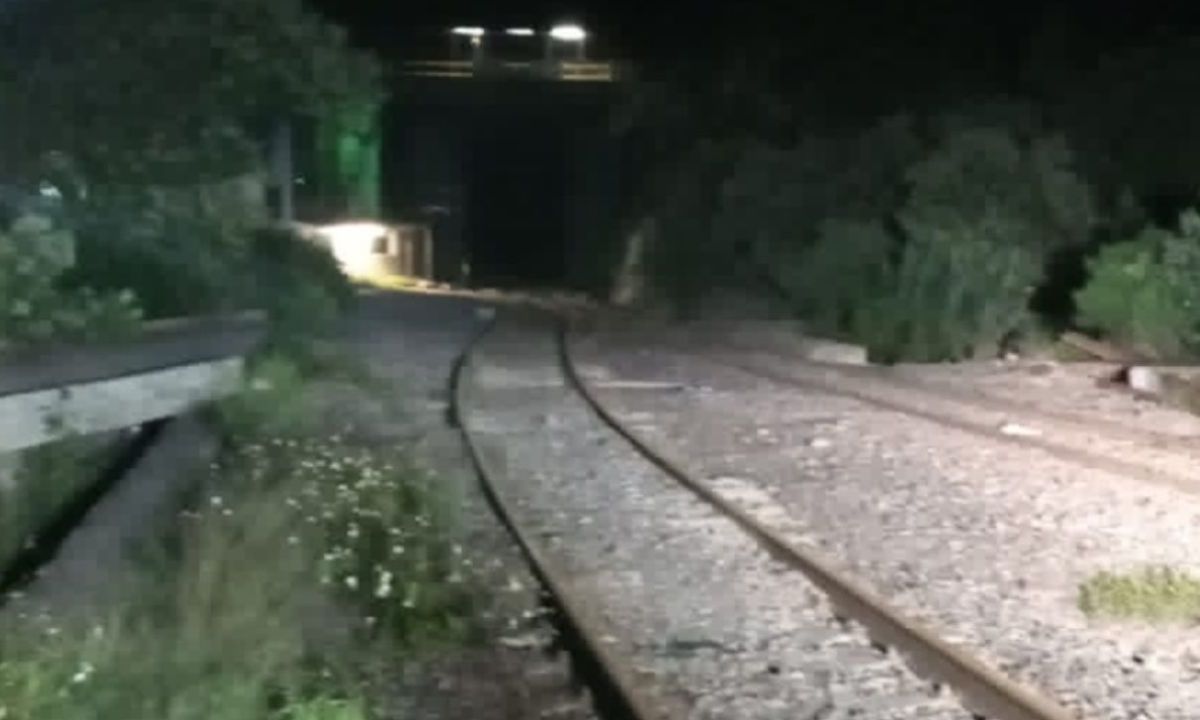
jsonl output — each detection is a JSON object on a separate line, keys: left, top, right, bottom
{"left": 450, "top": 26, "right": 486, "bottom": 38}
{"left": 549, "top": 24, "right": 587, "bottom": 42}
{"left": 506, "top": 27, "right": 536, "bottom": 37}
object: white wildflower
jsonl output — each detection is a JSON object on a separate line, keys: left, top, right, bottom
{"left": 71, "top": 661, "right": 94, "bottom": 684}
{"left": 375, "top": 570, "right": 394, "bottom": 599}
{"left": 344, "top": 576, "right": 359, "bottom": 591}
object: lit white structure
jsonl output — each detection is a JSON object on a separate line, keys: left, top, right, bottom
{"left": 309, "top": 221, "right": 434, "bottom": 280}
{"left": 450, "top": 26, "right": 486, "bottom": 38}
{"left": 548, "top": 24, "right": 587, "bottom": 41}
{"left": 506, "top": 27, "right": 536, "bottom": 37}
{"left": 547, "top": 24, "right": 588, "bottom": 61}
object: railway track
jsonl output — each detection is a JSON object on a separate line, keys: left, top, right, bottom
{"left": 454, "top": 311, "right": 1079, "bottom": 720}
{"left": 703, "top": 347, "right": 1200, "bottom": 496}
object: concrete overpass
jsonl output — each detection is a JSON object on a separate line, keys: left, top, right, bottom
{"left": 382, "top": 55, "right": 626, "bottom": 295}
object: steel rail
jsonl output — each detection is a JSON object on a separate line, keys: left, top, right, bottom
{"left": 451, "top": 315, "right": 689, "bottom": 720}
{"left": 712, "top": 352, "right": 1197, "bottom": 496}
{"left": 558, "top": 320, "right": 1082, "bottom": 720}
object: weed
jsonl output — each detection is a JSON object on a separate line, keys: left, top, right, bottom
{"left": 0, "top": 348, "right": 479, "bottom": 718}
{"left": 1079, "top": 566, "right": 1200, "bottom": 623}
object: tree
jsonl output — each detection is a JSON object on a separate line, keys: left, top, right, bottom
{"left": 0, "top": 0, "right": 383, "bottom": 186}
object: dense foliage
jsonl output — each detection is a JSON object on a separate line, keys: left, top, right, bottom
{"left": 0, "top": 0, "right": 382, "bottom": 184}
{"left": 644, "top": 106, "right": 1098, "bottom": 361}
{"left": 0, "top": 0, "right": 375, "bottom": 348}
{"left": 1075, "top": 210, "right": 1200, "bottom": 360}
{"left": 0, "top": 198, "right": 142, "bottom": 351}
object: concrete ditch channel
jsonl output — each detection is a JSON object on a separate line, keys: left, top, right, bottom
{"left": 0, "top": 313, "right": 263, "bottom": 603}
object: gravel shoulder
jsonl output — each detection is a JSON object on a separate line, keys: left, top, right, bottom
{"left": 338, "top": 293, "right": 593, "bottom": 720}
{"left": 572, "top": 326, "right": 1200, "bottom": 720}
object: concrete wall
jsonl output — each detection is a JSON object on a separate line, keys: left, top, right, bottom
{"left": 0, "top": 358, "right": 242, "bottom": 454}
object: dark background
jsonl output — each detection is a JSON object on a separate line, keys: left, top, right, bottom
{"left": 307, "top": 0, "right": 1200, "bottom": 288}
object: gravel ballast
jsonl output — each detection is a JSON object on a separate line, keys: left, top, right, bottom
{"left": 573, "top": 328, "right": 1200, "bottom": 720}
{"left": 465, "top": 319, "right": 971, "bottom": 720}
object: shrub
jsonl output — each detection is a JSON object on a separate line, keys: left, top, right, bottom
{"left": 213, "top": 354, "right": 310, "bottom": 439}
{"left": 245, "top": 227, "right": 355, "bottom": 353}
{"left": 743, "top": 121, "right": 1094, "bottom": 361}
{"left": 715, "top": 115, "right": 921, "bottom": 282}
{"left": 866, "top": 128, "right": 1094, "bottom": 361}
{"left": 772, "top": 218, "right": 896, "bottom": 340}
{"left": 867, "top": 230, "right": 1042, "bottom": 362}
{"left": 65, "top": 193, "right": 247, "bottom": 320}
{"left": 900, "top": 129, "right": 1094, "bottom": 255}
{"left": 1074, "top": 210, "right": 1200, "bottom": 359}
{"left": 66, "top": 193, "right": 353, "bottom": 354}
{"left": 0, "top": 202, "right": 143, "bottom": 350}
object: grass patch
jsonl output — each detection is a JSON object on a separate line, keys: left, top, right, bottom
{"left": 0, "top": 351, "right": 480, "bottom": 719}
{"left": 1079, "top": 566, "right": 1200, "bottom": 622}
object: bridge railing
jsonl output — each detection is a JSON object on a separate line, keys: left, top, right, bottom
{"left": 402, "top": 59, "right": 616, "bottom": 82}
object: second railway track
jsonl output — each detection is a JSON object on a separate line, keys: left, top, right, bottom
{"left": 455, "top": 310, "right": 1078, "bottom": 720}
{"left": 706, "top": 346, "right": 1200, "bottom": 497}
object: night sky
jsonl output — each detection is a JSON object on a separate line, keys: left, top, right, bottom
{"left": 311, "top": 1, "right": 1200, "bottom": 64}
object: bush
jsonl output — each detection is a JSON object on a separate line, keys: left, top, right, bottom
{"left": 66, "top": 193, "right": 248, "bottom": 320}
{"left": 715, "top": 115, "right": 922, "bottom": 282}
{"left": 0, "top": 202, "right": 143, "bottom": 350}
{"left": 740, "top": 121, "right": 1095, "bottom": 361}
{"left": 1074, "top": 210, "right": 1200, "bottom": 359}
{"left": 66, "top": 192, "right": 354, "bottom": 354}
{"left": 773, "top": 218, "right": 896, "bottom": 340}
{"left": 866, "top": 230, "right": 1042, "bottom": 362}
{"left": 245, "top": 227, "right": 354, "bottom": 353}
{"left": 874, "top": 128, "right": 1093, "bottom": 360}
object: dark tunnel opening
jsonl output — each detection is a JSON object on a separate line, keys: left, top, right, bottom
{"left": 466, "top": 121, "right": 569, "bottom": 289}
{"left": 380, "top": 79, "right": 620, "bottom": 294}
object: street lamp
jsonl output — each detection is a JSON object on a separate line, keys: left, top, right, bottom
{"left": 547, "top": 23, "right": 588, "bottom": 61}
{"left": 449, "top": 27, "right": 486, "bottom": 62}
{"left": 506, "top": 27, "right": 536, "bottom": 37}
